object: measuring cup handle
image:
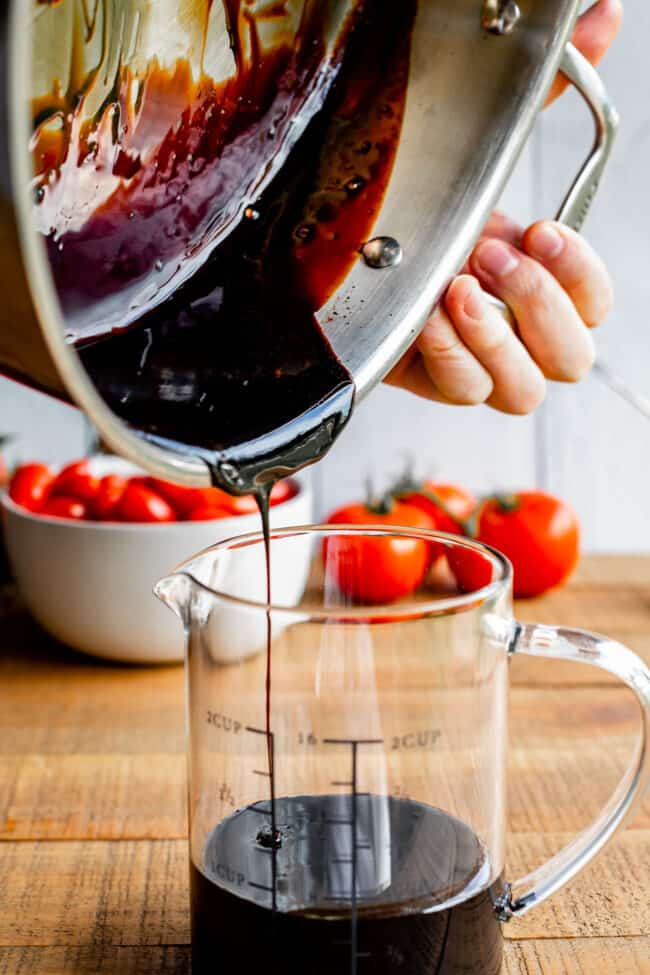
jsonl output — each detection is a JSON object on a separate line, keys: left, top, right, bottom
{"left": 496, "top": 621, "right": 650, "bottom": 921}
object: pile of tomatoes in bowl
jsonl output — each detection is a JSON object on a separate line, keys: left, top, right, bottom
{"left": 326, "top": 479, "right": 580, "bottom": 600}
{"left": 7, "top": 459, "right": 296, "bottom": 524}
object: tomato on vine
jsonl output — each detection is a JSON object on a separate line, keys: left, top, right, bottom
{"left": 476, "top": 491, "right": 580, "bottom": 598}
{"left": 398, "top": 481, "right": 476, "bottom": 535}
{"left": 324, "top": 497, "right": 436, "bottom": 604}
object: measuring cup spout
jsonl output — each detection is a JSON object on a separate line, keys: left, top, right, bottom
{"left": 154, "top": 572, "right": 194, "bottom": 625}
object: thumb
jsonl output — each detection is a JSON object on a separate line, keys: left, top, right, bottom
{"left": 545, "top": 0, "right": 624, "bottom": 107}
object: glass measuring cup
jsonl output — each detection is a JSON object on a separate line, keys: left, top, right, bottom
{"left": 156, "top": 527, "right": 650, "bottom": 975}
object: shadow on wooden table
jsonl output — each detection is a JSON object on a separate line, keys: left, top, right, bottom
{"left": 0, "top": 584, "right": 154, "bottom": 672}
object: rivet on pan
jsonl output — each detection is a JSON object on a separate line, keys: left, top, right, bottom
{"left": 361, "top": 237, "right": 403, "bottom": 270}
{"left": 481, "top": 0, "right": 521, "bottom": 36}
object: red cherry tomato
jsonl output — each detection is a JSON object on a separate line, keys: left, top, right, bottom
{"left": 324, "top": 500, "right": 435, "bottom": 604}
{"left": 447, "top": 545, "right": 495, "bottom": 595}
{"left": 188, "top": 504, "right": 234, "bottom": 522}
{"left": 117, "top": 483, "right": 177, "bottom": 524}
{"left": 51, "top": 460, "right": 99, "bottom": 504}
{"left": 147, "top": 478, "right": 296, "bottom": 521}
{"left": 399, "top": 482, "right": 477, "bottom": 567}
{"left": 94, "top": 475, "right": 129, "bottom": 520}
{"left": 402, "top": 482, "right": 476, "bottom": 535}
{"left": 476, "top": 492, "right": 580, "bottom": 598}
{"left": 144, "top": 479, "right": 208, "bottom": 519}
{"left": 41, "top": 496, "right": 88, "bottom": 521}
{"left": 145, "top": 479, "right": 294, "bottom": 520}
{"left": 9, "top": 463, "right": 55, "bottom": 512}
{"left": 127, "top": 476, "right": 151, "bottom": 489}
{"left": 216, "top": 480, "right": 297, "bottom": 516}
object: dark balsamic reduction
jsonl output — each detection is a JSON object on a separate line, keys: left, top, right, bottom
{"left": 36, "top": 0, "right": 416, "bottom": 495}
{"left": 70, "top": 0, "right": 415, "bottom": 495}
{"left": 191, "top": 795, "right": 504, "bottom": 975}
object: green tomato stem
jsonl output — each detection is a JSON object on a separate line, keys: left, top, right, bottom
{"left": 392, "top": 478, "right": 473, "bottom": 535}
{"left": 493, "top": 492, "right": 521, "bottom": 513}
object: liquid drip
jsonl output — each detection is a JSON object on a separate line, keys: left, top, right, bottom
{"left": 191, "top": 796, "right": 504, "bottom": 974}
{"left": 257, "top": 484, "right": 278, "bottom": 910}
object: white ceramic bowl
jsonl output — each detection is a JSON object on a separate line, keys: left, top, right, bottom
{"left": 1, "top": 457, "right": 313, "bottom": 664}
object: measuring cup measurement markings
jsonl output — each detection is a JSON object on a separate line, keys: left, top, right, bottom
{"left": 214, "top": 724, "right": 393, "bottom": 937}
{"left": 295, "top": 730, "right": 443, "bottom": 752}
{"left": 391, "top": 729, "right": 441, "bottom": 752}
{"left": 205, "top": 711, "right": 243, "bottom": 735}
{"left": 203, "top": 705, "right": 400, "bottom": 970}
{"left": 246, "top": 724, "right": 278, "bottom": 910}
{"left": 325, "top": 741, "right": 376, "bottom": 969}
{"left": 322, "top": 737, "right": 385, "bottom": 915}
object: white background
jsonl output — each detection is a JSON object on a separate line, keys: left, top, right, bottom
{"left": 1, "top": 3, "right": 648, "bottom": 550}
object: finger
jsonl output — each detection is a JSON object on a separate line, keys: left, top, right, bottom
{"left": 386, "top": 344, "right": 480, "bottom": 405}
{"left": 445, "top": 276, "right": 547, "bottom": 415}
{"left": 482, "top": 211, "right": 524, "bottom": 249}
{"left": 460, "top": 212, "right": 524, "bottom": 274}
{"left": 546, "top": 0, "right": 624, "bottom": 106}
{"left": 523, "top": 221, "right": 613, "bottom": 326}
{"left": 414, "top": 304, "right": 494, "bottom": 406}
{"left": 470, "top": 239, "right": 595, "bottom": 382}
{"left": 385, "top": 354, "right": 453, "bottom": 405}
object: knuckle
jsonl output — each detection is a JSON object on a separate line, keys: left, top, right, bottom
{"left": 511, "top": 262, "right": 549, "bottom": 306}
{"left": 420, "top": 318, "right": 465, "bottom": 361}
{"left": 476, "top": 317, "right": 511, "bottom": 356}
{"left": 420, "top": 310, "right": 495, "bottom": 406}
{"left": 497, "top": 257, "right": 553, "bottom": 317}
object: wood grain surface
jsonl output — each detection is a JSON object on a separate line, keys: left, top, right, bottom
{"left": 1, "top": 556, "right": 649, "bottom": 974}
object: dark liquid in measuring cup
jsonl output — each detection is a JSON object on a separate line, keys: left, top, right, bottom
{"left": 191, "top": 795, "right": 504, "bottom": 975}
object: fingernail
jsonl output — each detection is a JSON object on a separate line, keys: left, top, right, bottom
{"left": 528, "top": 223, "right": 565, "bottom": 261}
{"left": 475, "top": 240, "right": 519, "bottom": 277}
{"left": 462, "top": 280, "right": 486, "bottom": 322}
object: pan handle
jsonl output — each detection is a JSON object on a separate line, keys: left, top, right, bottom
{"left": 489, "top": 42, "right": 618, "bottom": 284}
{"left": 486, "top": 42, "right": 617, "bottom": 322}
{"left": 555, "top": 42, "right": 619, "bottom": 232}
{"left": 483, "top": 44, "right": 648, "bottom": 419}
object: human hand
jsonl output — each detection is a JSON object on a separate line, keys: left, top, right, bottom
{"left": 387, "top": 0, "right": 623, "bottom": 415}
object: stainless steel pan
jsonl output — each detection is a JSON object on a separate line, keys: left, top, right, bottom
{"left": 0, "top": 0, "right": 619, "bottom": 484}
